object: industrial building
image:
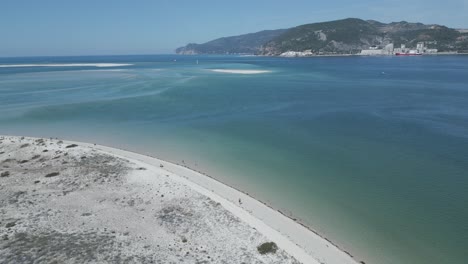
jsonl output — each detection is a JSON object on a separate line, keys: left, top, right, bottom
{"left": 360, "top": 42, "right": 437, "bottom": 56}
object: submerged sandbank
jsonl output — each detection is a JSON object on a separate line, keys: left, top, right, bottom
{"left": 0, "top": 63, "right": 133, "bottom": 68}
{"left": 0, "top": 136, "right": 359, "bottom": 264}
{"left": 210, "top": 69, "right": 272, "bottom": 74}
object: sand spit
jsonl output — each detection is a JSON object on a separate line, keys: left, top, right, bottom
{"left": 0, "top": 63, "right": 132, "bottom": 68}
{"left": 0, "top": 136, "right": 359, "bottom": 264}
{"left": 210, "top": 69, "right": 272, "bottom": 74}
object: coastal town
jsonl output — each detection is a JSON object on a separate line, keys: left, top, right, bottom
{"left": 359, "top": 42, "right": 438, "bottom": 56}
{"left": 278, "top": 42, "right": 442, "bottom": 57}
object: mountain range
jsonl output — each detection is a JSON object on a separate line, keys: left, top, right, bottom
{"left": 175, "top": 18, "right": 468, "bottom": 55}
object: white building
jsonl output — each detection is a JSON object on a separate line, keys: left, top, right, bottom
{"left": 360, "top": 43, "right": 394, "bottom": 56}
{"left": 360, "top": 49, "right": 383, "bottom": 55}
{"left": 279, "top": 50, "right": 314, "bottom": 57}
{"left": 416, "top": 42, "right": 425, "bottom": 53}
{"left": 383, "top": 44, "right": 394, "bottom": 55}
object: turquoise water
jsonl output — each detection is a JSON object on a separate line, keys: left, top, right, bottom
{"left": 1, "top": 55, "right": 468, "bottom": 264}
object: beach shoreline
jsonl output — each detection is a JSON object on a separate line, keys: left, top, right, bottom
{"left": 0, "top": 135, "right": 360, "bottom": 264}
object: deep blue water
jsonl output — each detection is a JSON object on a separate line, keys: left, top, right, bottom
{"left": 1, "top": 55, "right": 468, "bottom": 264}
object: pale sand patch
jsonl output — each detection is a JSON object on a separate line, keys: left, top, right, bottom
{"left": 0, "top": 136, "right": 360, "bottom": 264}
{"left": 78, "top": 69, "right": 127, "bottom": 72}
{"left": 210, "top": 69, "right": 272, "bottom": 74}
{"left": 0, "top": 63, "right": 133, "bottom": 68}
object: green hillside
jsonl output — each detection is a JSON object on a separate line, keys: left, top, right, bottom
{"left": 176, "top": 18, "right": 468, "bottom": 55}
{"left": 261, "top": 18, "right": 383, "bottom": 54}
{"left": 175, "top": 29, "right": 286, "bottom": 54}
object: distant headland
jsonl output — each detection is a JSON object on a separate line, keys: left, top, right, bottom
{"left": 175, "top": 18, "right": 468, "bottom": 56}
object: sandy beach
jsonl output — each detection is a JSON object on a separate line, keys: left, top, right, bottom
{"left": 0, "top": 136, "right": 359, "bottom": 264}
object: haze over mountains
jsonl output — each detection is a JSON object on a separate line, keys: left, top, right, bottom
{"left": 176, "top": 18, "right": 468, "bottom": 55}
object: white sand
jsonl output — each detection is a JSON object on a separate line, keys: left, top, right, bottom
{"left": 78, "top": 69, "right": 127, "bottom": 72}
{"left": 0, "top": 136, "right": 360, "bottom": 264}
{"left": 93, "top": 143, "right": 359, "bottom": 264}
{"left": 0, "top": 63, "right": 132, "bottom": 68}
{"left": 210, "top": 69, "right": 272, "bottom": 74}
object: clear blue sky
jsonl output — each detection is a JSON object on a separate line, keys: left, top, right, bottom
{"left": 1, "top": 0, "right": 467, "bottom": 57}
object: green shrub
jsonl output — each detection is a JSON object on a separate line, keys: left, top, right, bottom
{"left": 257, "top": 242, "right": 278, "bottom": 254}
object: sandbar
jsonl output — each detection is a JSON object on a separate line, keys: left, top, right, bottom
{"left": 210, "top": 69, "right": 272, "bottom": 74}
{"left": 0, "top": 63, "right": 132, "bottom": 68}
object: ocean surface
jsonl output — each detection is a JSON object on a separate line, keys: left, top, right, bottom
{"left": 1, "top": 55, "right": 467, "bottom": 264}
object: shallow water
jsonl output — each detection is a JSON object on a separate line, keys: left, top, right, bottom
{"left": 1, "top": 55, "right": 468, "bottom": 264}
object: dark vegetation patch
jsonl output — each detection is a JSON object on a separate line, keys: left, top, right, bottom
{"left": 20, "top": 143, "right": 30, "bottom": 148}
{"left": 10, "top": 191, "right": 26, "bottom": 202}
{"left": 45, "top": 172, "right": 60, "bottom": 178}
{"left": 48, "top": 153, "right": 130, "bottom": 193}
{"left": 76, "top": 154, "right": 129, "bottom": 183}
{"left": 65, "top": 144, "right": 78, "bottom": 148}
{"left": 5, "top": 222, "right": 16, "bottom": 228}
{"left": 1, "top": 171, "right": 10, "bottom": 177}
{"left": 257, "top": 242, "right": 278, "bottom": 255}
{"left": 0, "top": 231, "right": 155, "bottom": 263}
{"left": 157, "top": 205, "right": 194, "bottom": 226}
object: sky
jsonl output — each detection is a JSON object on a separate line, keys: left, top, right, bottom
{"left": 0, "top": 0, "right": 467, "bottom": 57}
